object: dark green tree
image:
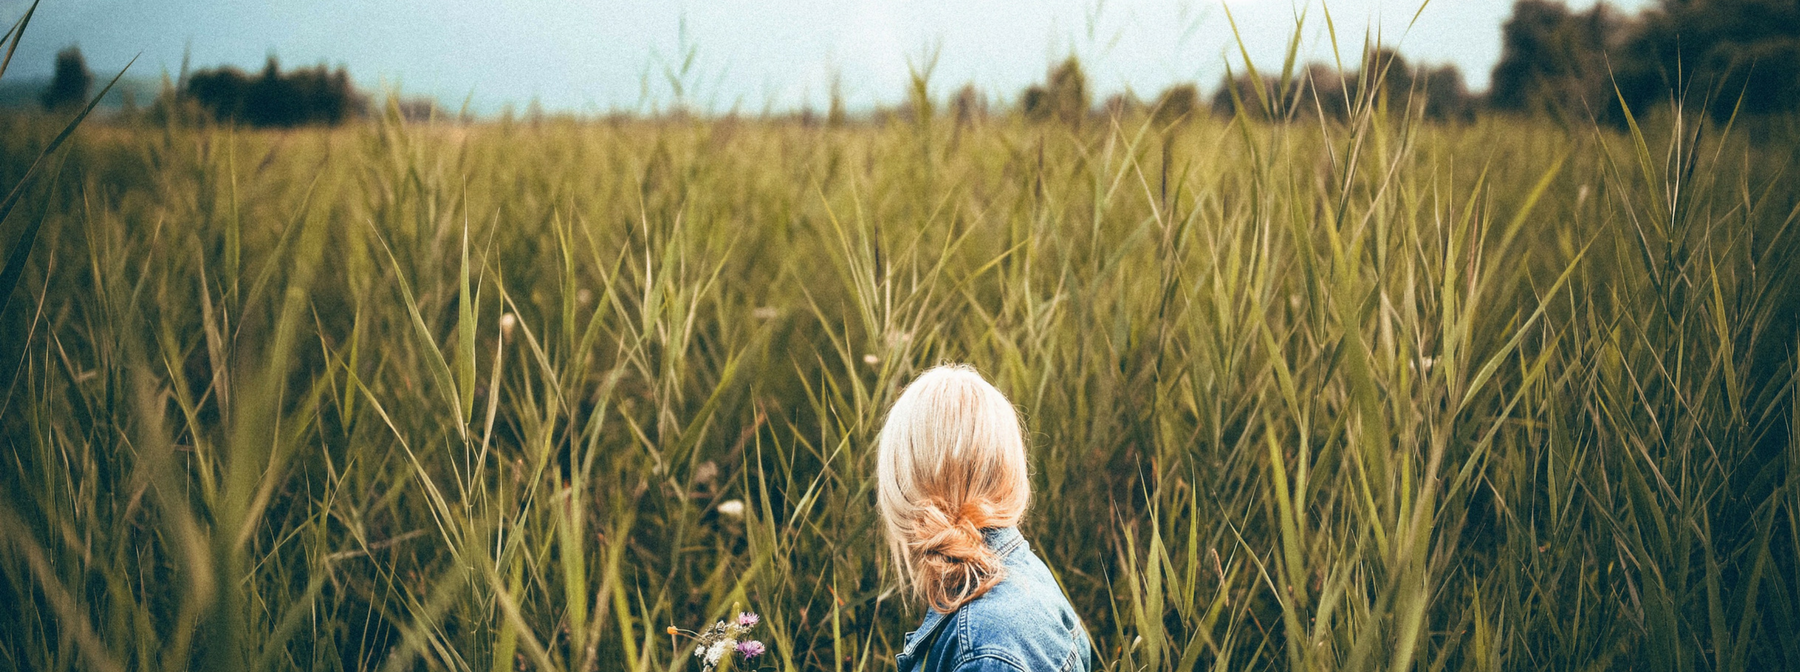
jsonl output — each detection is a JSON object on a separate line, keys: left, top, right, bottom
{"left": 1209, "top": 71, "right": 1277, "bottom": 119}
{"left": 1151, "top": 83, "right": 1197, "bottom": 125}
{"left": 1418, "top": 64, "right": 1477, "bottom": 123}
{"left": 40, "top": 46, "right": 92, "bottom": 110}
{"left": 181, "top": 56, "right": 364, "bottom": 127}
{"left": 1215, "top": 48, "right": 1473, "bottom": 124}
{"left": 1023, "top": 56, "right": 1090, "bottom": 125}
{"left": 1616, "top": 0, "right": 1800, "bottom": 118}
{"left": 1491, "top": 0, "right": 1800, "bottom": 123}
{"left": 1489, "top": 0, "right": 1626, "bottom": 121}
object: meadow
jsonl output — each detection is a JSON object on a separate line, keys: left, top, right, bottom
{"left": 0, "top": 60, "right": 1797, "bottom": 672}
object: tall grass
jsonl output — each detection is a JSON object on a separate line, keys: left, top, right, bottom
{"left": 1, "top": 40, "right": 1796, "bottom": 672}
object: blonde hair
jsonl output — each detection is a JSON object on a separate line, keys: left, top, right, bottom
{"left": 876, "top": 364, "right": 1031, "bottom": 613}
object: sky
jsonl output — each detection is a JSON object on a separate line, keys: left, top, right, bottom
{"left": 5, "top": 0, "right": 1655, "bottom": 115}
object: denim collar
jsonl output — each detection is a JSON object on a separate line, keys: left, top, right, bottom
{"left": 897, "top": 527, "right": 1027, "bottom": 662}
{"left": 982, "top": 526, "right": 1026, "bottom": 558}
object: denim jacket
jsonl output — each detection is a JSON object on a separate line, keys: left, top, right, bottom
{"left": 895, "top": 527, "right": 1093, "bottom": 672}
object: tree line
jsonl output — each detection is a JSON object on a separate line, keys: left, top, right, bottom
{"left": 1017, "top": 0, "right": 1798, "bottom": 126}
{"left": 29, "top": 0, "right": 1799, "bottom": 127}
{"left": 37, "top": 49, "right": 366, "bottom": 127}
{"left": 177, "top": 57, "right": 366, "bottom": 127}
{"left": 1494, "top": 0, "right": 1799, "bottom": 123}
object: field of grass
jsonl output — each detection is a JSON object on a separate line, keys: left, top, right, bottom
{"left": 1, "top": 63, "right": 1798, "bottom": 672}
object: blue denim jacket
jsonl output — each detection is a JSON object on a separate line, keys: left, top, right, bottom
{"left": 895, "top": 527, "right": 1093, "bottom": 672}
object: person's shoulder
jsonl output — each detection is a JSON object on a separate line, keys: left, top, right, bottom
{"left": 946, "top": 605, "right": 1088, "bottom": 672}
{"left": 977, "top": 543, "right": 1077, "bottom": 622}
{"left": 952, "top": 585, "right": 1082, "bottom": 648}
{"left": 945, "top": 551, "right": 1090, "bottom": 671}
{"left": 941, "top": 606, "right": 1036, "bottom": 671}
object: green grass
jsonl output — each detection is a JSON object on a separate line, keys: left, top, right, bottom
{"left": 0, "top": 60, "right": 1797, "bottom": 672}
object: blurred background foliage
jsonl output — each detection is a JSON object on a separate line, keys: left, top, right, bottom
{"left": 1, "top": 1, "right": 1798, "bottom": 672}
{"left": 11, "top": 0, "right": 1800, "bottom": 131}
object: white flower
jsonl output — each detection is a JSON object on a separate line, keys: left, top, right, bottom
{"left": 500, "top": 313, "right": 517, "bottom": 338}
{"left": 717, "top": 499, "right": 745, "bottom": 518}
{"left": 705, "top": 640, "right": 734, "bottom": 665}
{"left": 752, "top": 306, "right": 779, "bottom": 319}
{"left": 694, "top": 461, "right": 720, "bottom": 484}
{"left": 862, "top": 354, "right": 879, "bottom": 365}
{"left": 694, "top": 645, "right": 705, "bottom": 658}
{"left": 576, "top": 289, "right": 593, "bottom": 304}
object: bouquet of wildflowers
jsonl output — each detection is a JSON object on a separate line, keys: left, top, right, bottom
{"left": 668, "top": 611, "right": 766, "bottom": 671}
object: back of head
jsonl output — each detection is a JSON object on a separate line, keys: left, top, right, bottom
{"left": 876, "top": 364, "right": 1031, "bottom": 613}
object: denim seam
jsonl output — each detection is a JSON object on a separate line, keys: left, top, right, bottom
{"left": 953, "top": 604, "right": 1031, "bottom": 670}
{"left": 992, "top": 531, "right": 1025, "bottom": 558}
{"left": 1054, "top": 641, "right": 1080, "bottom": 672}
{"left": 953, "top": 651, "right": 1031, "bottom": 672}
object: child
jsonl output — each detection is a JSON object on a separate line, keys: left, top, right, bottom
{"left": 877, "top": 365, "right": 1093, "bottom": 672}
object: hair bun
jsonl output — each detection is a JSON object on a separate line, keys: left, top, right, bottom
{"left": 908, "top": 499, "right": 1006, "bottom": 612}
{"left": 914, "top": 500, "right": 987, "bottom": 560}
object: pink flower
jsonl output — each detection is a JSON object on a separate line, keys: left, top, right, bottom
{"left": 736, "top": 640, "right": 766, "bottom": 659}
{"left": 736, "top": 612, "right": 760, "bottom": 628}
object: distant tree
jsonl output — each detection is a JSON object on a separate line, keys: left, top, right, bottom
{"left": 245, "top": 57, "right": 301, "bottom": 126}
{"left": 1418, "top": 65, "right": 1478, "bottom": 123}
{"left": 185, "top": 66, "right": 252, "bottom": 121}
{"left": 291, "top": 64, "right": 356, "bottom": 124}
{"left": 1101, "top": 92, "right": 1139, "bottom": 119}
{"left": 1210, "top": 71, "right": 1278, "bottom": 118}
{"left": 1303, "top": 64, "right": 1349, "bottom": 120}
{"left": 181, "top": 56, "right": 365, "bottom": 127}
{"left": 1490, "top": 0, "right": 1800, "bottom": 123}
{"left": 1151, "top": 83, "right": 1197, "bottom": 125}
{"left": 1616, "top": 0, "right": 1800, "bottom": 119}
{"left": 1023, "top": 56, "right": 1090, "bottom": 124}
{"left": 1047, "top": 57, "right": 1089, "bottom": 124}
{"left": 1489, "top": 0, "right": 1627, "bottom": 122}
{"left": 952, "top": 83, "right": 986, "bottom": 125}
{"left": 1022, "top": 86, "right": 1048, "bottom": 119}
{"left": 1364, "top": 48, "right": 1417, "bottom": 108}
{"left": 1215, "top": 50, "right": 1473, "bottom": 124}
{"left": 41, "top": 46, "right": 92, "bottom": 110}
{"left": 1356, "top": 48, "right": 1473, "bottom": 121}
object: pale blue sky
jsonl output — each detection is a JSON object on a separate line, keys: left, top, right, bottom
{"left": 6, "top": 0, "right": 1653, "bottom": 115}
